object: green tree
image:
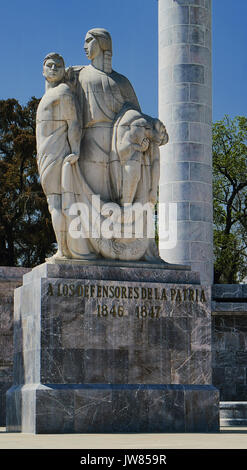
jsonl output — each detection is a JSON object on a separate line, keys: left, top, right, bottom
{"left": 0, "top": 98, "right": 56, "bottom": 267}
{"left": 213, "top": 115, "right": 247, "bottom": 283}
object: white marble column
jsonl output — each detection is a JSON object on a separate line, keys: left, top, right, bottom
{"left": 158, "top": 0, "right": 213, "bottom": 284}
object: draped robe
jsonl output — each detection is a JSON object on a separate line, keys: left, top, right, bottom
{"left": 61, "top": 65, "right": 160, "bottom": 260}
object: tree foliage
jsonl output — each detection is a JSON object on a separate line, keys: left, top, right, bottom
{"left": 0, "top": 98, "right": 55, "bottom": 267}
{"left": 213, "top": 115, "right": 247, "bottom": 283}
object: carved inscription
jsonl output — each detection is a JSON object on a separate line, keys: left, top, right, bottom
{"left": 97, "top": 304, "right": 125, "bottom": 317}
{"left": 47, "top": 282, "right": 207, "bottom": 320}
{"left": 47, "top": 282, "right": 207, "bottom": 303}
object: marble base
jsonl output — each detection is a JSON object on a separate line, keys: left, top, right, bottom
{"left": 7, "top": 383, "right": 219, "bottom": 433}
{"left": 46, "top": 256, "right": 190, "bottom": 271}
{"left": 6, "top": 262, "right": 219, "bottom": 433}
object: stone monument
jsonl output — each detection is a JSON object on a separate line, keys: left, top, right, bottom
{"left": 35, "top": 33, "right": 168, "bottom": 263}
{"left": 6, "top": 26, "right": 219, "bottom": 433}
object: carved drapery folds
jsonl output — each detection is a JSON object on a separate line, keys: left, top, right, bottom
{"left": 36, "top": 29, "right": 168, "bottom": 262}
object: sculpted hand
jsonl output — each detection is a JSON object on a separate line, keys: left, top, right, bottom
{"left": 64, "top": 153, "right": 79, "bottom": 165}
{"left": 141, "top": 137, "right": 150, "bottom": 152}
{"left": 132, "top": 138, "right": 150, "bottom": 153}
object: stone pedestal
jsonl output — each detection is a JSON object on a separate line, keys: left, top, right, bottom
{"left": 6, "top": 261, "right": 219, "bottom": 433}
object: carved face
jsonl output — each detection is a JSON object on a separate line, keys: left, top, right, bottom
{"left": 43, "top": 58, "right": 65, "bottom": 84}
{"left": 84, "top": 33, "right": 101, "bottom": 60}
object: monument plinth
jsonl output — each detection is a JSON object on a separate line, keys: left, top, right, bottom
{"left": 6, "top": 24, "right": 219, "bottom": 433}
{"left": 6, "top": 262, "right": 219, "bottom": 433}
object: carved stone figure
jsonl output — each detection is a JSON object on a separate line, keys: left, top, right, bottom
{"left": 36, "top": 53, "right": 81, "bottom": 260}
{"left": 36, "top": 30, "right": 168, "bottom": 262}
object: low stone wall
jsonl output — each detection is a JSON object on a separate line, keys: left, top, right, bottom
{"left": 212, "top": 284, "right": 247, "bottom": 401}
{"left": 0, "top": 267, "right": 31, "bottom": 425}
{"left": 212, "top": 284, "right": 247, "bottom": 426}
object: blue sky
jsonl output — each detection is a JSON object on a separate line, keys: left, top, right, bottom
{"left": 0, "top": 0, "right": 246, "bottom": 122}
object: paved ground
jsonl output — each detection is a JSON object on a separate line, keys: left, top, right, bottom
{"left": 0, "top": 427, "right": 246, "bottom": 449}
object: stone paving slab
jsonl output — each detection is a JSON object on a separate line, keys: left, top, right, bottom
{"left": 0, "top": 427, "right": 247, "bottom": 449}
